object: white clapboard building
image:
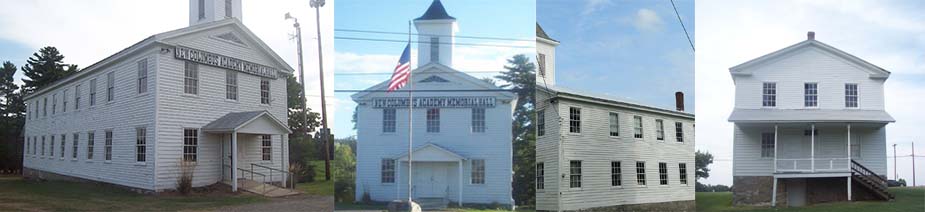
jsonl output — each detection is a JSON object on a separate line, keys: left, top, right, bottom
{"left": 728, "top": 32, "right": 894, "bottom": 207}
{"left": 21, "top": 0, "right": 295, "bottom": 194}
{"left": 534, "top": 24, "right": 696, "bottom": 211}
{"left": 351, "top": 0, "right": 515, "bottom": 209}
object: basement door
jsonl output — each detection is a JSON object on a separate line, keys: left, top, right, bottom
{"left": 787, "top": 179, "right": 806, "bottom": 207}
{"left": 413, "top": 162, "right": 449, "bottom": 198}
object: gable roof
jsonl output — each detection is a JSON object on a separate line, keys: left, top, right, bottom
{"left": 729, "top": 38, "right": 890, "bottom": 79}
{"left": 24, "top": 18, "right": 294, "bottom": 100}
{"left": 393, "top": 142, "right": 467, "bottom": 161}
{"left": 350, "top": 62, "right": 515, "bottom": 100}
{"left": 539, "top": 85, "right": 694, "bottom": 119}
{"left": 536, "top": 23, "right": 557, "bottom": 42}
{"left": 202, "top": 110, "right": 291, "bottom": 133}
{"left": 415, "top": 0, "right": 455, "bottom": 21}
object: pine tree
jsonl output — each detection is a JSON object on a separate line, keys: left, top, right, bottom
{"left": 0, "top": 62, "right": 18, "bottom": 114}
{"left": 21, "top": 46, "right": 77, "bottom": 93}
{"left": 495, "top": 54, "right": 537, "bottom": 206}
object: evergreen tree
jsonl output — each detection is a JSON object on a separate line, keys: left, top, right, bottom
{"left": 0, "top": 61, "right": 24, "bottom": 172}
{"left": 287, "top": 75, "right": 321, "bottom": 135}
{"left": 21, "top": 46, "right": 77, "bottom": 92}
{"left": 495, "top": 54, "right": 536, "bottom": 206}
{"left": 0, "top": 62, "right": 18, "bottom": 114}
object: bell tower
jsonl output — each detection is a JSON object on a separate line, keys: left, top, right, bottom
{"left": 536, "top": 23, "right": 559, "bottom": 86}
{"left": 189, "top": 0, "right": 243, "bottom": 26}
{"left": 413, "top": 0, "right": 457, "bottom": 67}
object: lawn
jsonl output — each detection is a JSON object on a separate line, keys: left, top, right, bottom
{"left": 696, "top": 187, "right": 925, "bottom": 212}
{"left": 0, "top": 176, "right": 268, "bottom": 211}
{"left": 296, "top": 160, "right": 334, "bottom": 196}
{"left": 335, "top": 202, "right": 530, "bottom": 212}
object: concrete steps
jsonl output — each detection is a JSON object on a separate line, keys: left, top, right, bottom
{"left": 415, "top": 197, "right": 447, "bottom": 210}
{"left": 237, "top": 179, "right": 300, "bottom": 197}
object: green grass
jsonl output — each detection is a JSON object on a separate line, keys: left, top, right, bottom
{"left": 696, "top": 187, "right": 925, "bottom": 212}
{"left": 334, "top": 202, "right": 525, "bottom": 212}
{"left": 0, "top": 176, "right": 268, "bottom": 211}
{"left": 296, "top": 160, "right": 334, "bottom": 196}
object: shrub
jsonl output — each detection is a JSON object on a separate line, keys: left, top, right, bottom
{"left": 176, "top": 160, "right": 195, "bottom": 195}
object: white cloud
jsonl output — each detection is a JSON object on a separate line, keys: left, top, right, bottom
{"left": 633, "top": 8, "right": 664, "bottom": 32}
{"left": 582, "top": 0, "right": 612, "bottom": 16}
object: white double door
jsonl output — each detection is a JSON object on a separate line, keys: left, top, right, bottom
{"left": 412, "top": 162, "right": 451, "bottom": 198}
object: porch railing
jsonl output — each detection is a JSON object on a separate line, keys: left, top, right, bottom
{"left": 776, "top": 158, "right": 850, "bottom": 172}
{"left": 251, "top": 163, "right": 295, "bottom": 189}
{"left": 238, "top": 167, "right": 268, "bottom": 194}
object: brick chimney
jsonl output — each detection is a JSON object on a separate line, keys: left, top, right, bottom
{"left": 808, "top": 31, "right": 815, "bottom": 40}
{"left": 675, "top": 92, "right": 684, "bottom": 112}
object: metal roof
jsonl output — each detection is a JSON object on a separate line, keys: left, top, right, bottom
{"left": 202, "top": 110, "right": 290, "bottom": 132}
{"left": 536, "top": 23, "right": 557, "bottom": 42}
{"left": 415, "top": 0, "right": 455, "bottom": 20}
{"left": 728, "top": 109, "right": 895, "bottom": 123}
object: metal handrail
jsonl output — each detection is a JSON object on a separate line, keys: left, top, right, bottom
{"left": 237, "top": 167, "right": 268, "bottom": 194}
{"left": 251, "top": 163, "right": 294, "bottom": 189}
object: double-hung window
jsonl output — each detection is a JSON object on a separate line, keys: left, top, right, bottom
{"left": 52, "top": 94, "right": 56, "bottom": 115}
{"left": 659, "top": 162, "right": 668, "bottom": 185}
{"left": 569, "top": 107, "right": 581, "bottom": 133}
{"left": 72, "top": 133, "right": 78, "bottom": 159}
{"left": 761, "top": 132, "right": 775, "bottom": 158}
{"left": 537, "top": 109, "right": 545, "bottom": 136}
{"left": 636, "top": 161, "right": 646, "bottom": 185}
{"left": 381, "top": 159, "right": 395, "bottom": 183}
{"left": 426, "top": 108, "right": 440, "bottom": 133}
{"left": 537, "top": 53, "right": 546, "bottom": 77}
{"left": 87, "top": 131, "right": 95, "bottom": 160}
{"left": 679, "top": 163, "right": 688, "bottom": 184}
{"left": 105, "top": 130, "right": 113, "bottom": 161}
{"left": 62, "top": 90, "right": 68, "bottom": 112}
{"left": 609, "top": 112, "right": 619, "bottom": 137}
{"left": 137, "top": 128, "right": 146, "bottom": 162}
{"left": 226, "top": 70, "right": 238, "bottom": 100}
{"left": 261, "top": 135, "right": 271, "bottom": 161}
{"left": 89, "top": 79, "right": 97, "bottom": 106}
{"left": 184, "top": 62, "right": 199, "bottom": 95}
{"left": 74, "top": 84, "right": 81, "bottom": 110}
{"left": 471, "top": 108, "right": 485, "bottom": 133}
{"left": 536, "top": 162, "right": 544, "bottom": 189}
{"left": 382, "top": 109, "right": 396, "bottom": 133}
{"left": 471, "top": 159, "right": 485, "bottom": 184}
{"left": 763, "top": 82, "right": 776, "bottom": 107}
{"left": 655, "top": 119, "right": 665, "bottom": 141}
{"left": 675, "top": 122, "right": 684, "bottom": 142}
{"left": 845, "top": 83, "right": 858, "bottom": 108}
{"left": 107, "top": 72, "right": 115, "bottom": 102}
{"left": 804, "top": 83, "right": 818, "bottom": 107}
{"left": 50, "top": 136, "right": 55, "bottom": 156}
{"left": 59, "top": 134, "right": 65, "bottom": 158}
{"left": 611, "top": 161, "right": 622, "bottom": 186}
{"left": 429, "top": 37, "right": 439, "bottom": 62}
{"left": 138, "top": 59, "right": 148, "bottom": 94}
{"left": 633, "top": 116, "right": 643, "bottom": 139}
{"left": 569, "top": 160, "right": 581, "bottom": 188}
{"left": 260, "top": 79, "right": 270, "bottom": 104}
{"left": 184, "top": 129, "right": 198, "bottom": 162}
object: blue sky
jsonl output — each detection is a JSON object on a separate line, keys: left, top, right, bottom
{"left": 696, "top": 0, "right": 925, "bottom": 186}
{"left": 537, "top": 0, "right": 695, "bottom": 112}
{"left": 332, "top": 0, "right": 535, "bottom": 138}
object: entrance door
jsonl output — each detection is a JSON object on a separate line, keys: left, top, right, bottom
{"left": 237, "top": 139, "right": 247, "bottom": 179}
{"left": 413, "top": 163, "right": 448, "bottom": 198}
{"left": 787, "top": 179, "right": 806, "bottom": 207}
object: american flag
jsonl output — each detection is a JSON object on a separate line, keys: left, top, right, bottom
{"left": 387, "top": 44, "right": 412, "bottom": 92}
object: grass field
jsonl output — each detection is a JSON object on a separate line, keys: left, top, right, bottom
{"left": 297, "top": 160, "right": 334, "bottom": 196}
{"left": 334, "top": 202, "right": 530, "bottom": 212}
{"left": 0, "top": 176, "right": 268, "bottom": 211}
{"left": 696, "top": 187, "right": 925, "bottom": 212}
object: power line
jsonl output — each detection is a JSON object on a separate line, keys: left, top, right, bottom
{"left": 335, "top": 70, "right": 502, "bottom": 76}
{"left": 336, "top": 28, "right": 534, "bottom": 42}
{"left": 334, "top": 36, "right": 534, "bottom": 49}
{"left": 335, "top": 89, "right": 519, "bottom": 93}
{"left": 669, "top": 0, "right": 694, "bottom": 52}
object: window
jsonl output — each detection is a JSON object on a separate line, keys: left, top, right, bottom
{"left": 260, "top": 79, "right": 270, "bottom": 104}
{"left": 261, "top": 135, "right": 271, "bottom": 161}
{"left": 50, "top": 135, "right": 54, "bottom": 156}
{"left": 679, "top": 163, "right": 688, "bottom": 184}
{"left": 74, "top": 84, "right": 81, "bottom": 110}
{"left": 52, "top": 94, "right": 56, "bottom": 115}
{"left": 105, "top": 130, "right": 112, "bottom": 161}
{"left": 845, "top": 83, "right": 858, "bottom": 108}
{"left": 382, "top": 108, "right": 396, "bottom": 133}
{"left": 426, "top": 108, "right": 440, "bottom": 133}
{"left": 634, "top": 116, "right": 644, "bottom": 138}
{"left": 763, "top": 82, "right": 776, "bottom": 107}
{"left": 609, "top": 112, "right": 620, "bottom": 137}
{"left": 538, "top": 53, "right": 546, "bottom": 76}
{"left": 198, "top": 0, "right": 205, "bottom": 20}
{"left": 35, "top": 100, "right": 39, "bottom": 118}
{"left": 471, "top": 159, "right": 485, "bottom": 184}
{"left": 89, "top": 79, "right": 97, "bottom": 106}
{"left": 569, "top": 107, "right": 581, "bottom": 133}
{"left": 761, "top": 132, "right": 775, "bottom": 158}
{"left": 537, "top": 109, "right": 545, "bottom": 136}
{"left": 25, "top": 138, "right": 30, "bottom": 155}
{"left": 656, "top": 119, "right": 665, "bottom": 141}
{"left": 471, "top": 108, "right": 485, "bottom": 133}
{"left": 224, "top": 0, "right": 232, "bottom": 17}
{"left": 59, "top": 134, "right": 65, "bottom": 158}
{"left": 107, "top": 72, "right": 115, "bottom": 102}
{"left": 429, "top": 37, "right": 439, "bottom": 62}
{"left": 659, "top": 162, "right": 668, "bottom": 185}
{"left": 87, "top": 131, "right": 95, "bottom": 160}
{"left": 804, "top": 83, "right": 817, "bottom": 107}
{"left": 569, "top": 160, "right": 581, "bottom": 188}
{"left": 184, "top": 129, "right": 198, "bottom": 162}
{"left": 136, "top": 128, "right": 146, "bottom": 162}
{"left": 226, "top": 70, "right": 237, "bottom": 100}
{"left": 851, "top": 138, "right": 861, "bottom": 158}
{"left": 41, "top": 136, "right": 45, "bottom": 156}
{"left": 137, "top": 59, "right": 148, "bottom": 94}
{"left": 675, "top": 122, "right": 684, "bottom": 142}
{"left": 62, "top": 89, "right": 67, "bottom": 112}
{"left": 536, "top": 162, "right": 544, "bottom": 189}
{"left": 381, "top": 159, "right": 395, "bottom": 183}
{"left": 611, "top": 161, "right": 622, "bottom": 186}
{"left": 184, "top": 62, "right": 199, "bottom": 95}
{"left": 636, "top": 161, "right": 646, "bottom": 185}
{"left": 43, "top": 97, "right": 47, "bottom": 117}
{"left": 72, "top": 133, "right": 78, "bottom": 159}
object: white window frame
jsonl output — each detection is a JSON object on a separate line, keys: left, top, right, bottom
{"left": 675, "top": 122, "right": 684, "bottom": 142}
{"left": 51, "top": 93, "right": 56, "bottom": 115}
{"left": 679, "top": 163, "right": 688, "bottom": 185}
{"left": 184, "top": 129, "right": 198, "bottom": 162}
{"left": 381, "top": 159, "right": 395, "bottom": 183}
{"left": 537, "top": 53, "right": 546, "bottom": 77}
{"left": 804, "top": 82, "right": 818, "bottom": 107}
{"left": 471, "top": 108, "right": 486, "bottom": 133}
{"left": 426, "top": 108, "right": 440, "bottom": 133}
{"left": 845, "top": 83, "right": 859, "bottom": 108}
{"left": 761, "top": 132, "right": 775, "bottom": 158}
{"left": 658, "top": 162, "right": 668, "bottom": 185}
{"left": 226, "top": 70, "right": 238, "bottom": 100}
{"left": 72, "top": 133, "right": 79, "bottom": 159}
{"left": 105, "top": 130, "right": 113, "bottom": 161}
{"left": 536, "top": 162, "right": 545, "bottom": 190}
{"left": 655, "top": 119, "right": 665, "bottom": 141}
{"left": 633, "top": 116, "right": 644, "bottom": 139}
{"left": 763, "top": 82, "right": 776, "bottom": 107}
{"left": 62, "top": 89, "right": 68, "bottom": 112}
{"left": 137, "top": 59, "right": 148, "bottom": 94}
{"left": 137, "top": 127, "right": 146, "bottom": 162}
{"left": 569, "top": 107, "right": 581, "bottom": 134}
{"left": 382, "top": 108, "right": 396, "bottom": 133}
{"left": 471, "top": 159, "right": 485, "bottom": 184}
{"left": 59, "top": 134, "right": 65, "bottom": 158}
{"left": 569, "top": 160, "right": 581, "bottom": 188}
{"left": 537, "top": 109, "right": 545, "bottom": 137}
{"left": 261, "top": 135, "right": 272, "bottom": 161}
{"left": 636, "top": 161, "right": 646, "bottom": 186}
{"left": 224, "top": 0, "right": 232, "bottom": 17}
{"left": 87, "top": 131, "right": 94, "bottom": 160}
{"left": 107, "top": 72, "right": 115, "bottom": 102}
{"left": 609, "top": 112, "right": 620, "bottom": 137}
{"left": 74, "top": 84, "right": 81, "bottom": 110}
{"left": 260, "top": 78, "right": 270, "bottom": 104}
{"left": 429, "top": 37, "right": 439, "bottom": 62}
{"left": 89, "top": 79, "right": 97, "bottom": 106}
{"left": 184, "top": 62, "right": 199, "bottom": 95}
{"left": 612, "top": 161, "right": 622, "bottom": 187}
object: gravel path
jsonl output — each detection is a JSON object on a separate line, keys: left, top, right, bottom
{"left": 209, "top": 194, "right": 334, "bottom": 212}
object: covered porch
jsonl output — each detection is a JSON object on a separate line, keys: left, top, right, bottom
{"left": 202, "top": 110, "right": 292, "bottom": 193}
{"left": 393, "top": 143, "right": 467, "bottom": 208}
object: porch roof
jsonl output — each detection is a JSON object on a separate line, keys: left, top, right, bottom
{"left": 394, "top": 143, "right": 467, "bottom": 162}
{"left": 202, "top": 110, "right": 291, "bottom": 134}
{"left": 728, "top": 109, "right": 895, "bottom": 123}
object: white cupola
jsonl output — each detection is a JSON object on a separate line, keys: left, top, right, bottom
{"left": 189, "top": 0, "right": 243, "bottom": 26}
{"left": 413, "top": 0, "right": 457, "bottom": 67}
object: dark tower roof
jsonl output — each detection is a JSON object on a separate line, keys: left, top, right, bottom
{"left": 536, "top": 23, "right": 557, "bottom": 42}
{"left": 415, "top": 0, "right": 455, "bottom": 20}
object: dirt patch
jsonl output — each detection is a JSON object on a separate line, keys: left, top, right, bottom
{"left": 202, "top": 194, "right": 334, "bottom": 212}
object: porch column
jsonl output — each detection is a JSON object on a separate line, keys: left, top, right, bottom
{"left": 396, "top": 160, "right": 401, "bottom": 200}
{"left": 771, "top": 176, "right": 778, "bottom": 207}
{"left": 774, "top": 124, "right": 778, "bottom": 172}
{"left": 811, "top": 124, "right": 816, "bottom": 172}
{"left": 847, "top": 124, "right": 852, "bottom": 201}
{"left": 232, "top": 131, "right": 238, "bottom": 192}
{"left": 458, "top": 159, "right": 463, "bottom": 206}
{"left": 281, "top": 134, "right": 287, "bottom": 187}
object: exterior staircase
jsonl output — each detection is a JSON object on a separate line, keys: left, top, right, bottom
{"left": 850, "top": 160, "right": 894, "bottom": 200}
{"left": 415, "top": 197, "right": 448, "bottom": 210}
{"left": 238, "top": 179, "right": 300, "bottom": 197}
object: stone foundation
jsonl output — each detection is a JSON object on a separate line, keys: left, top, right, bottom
{"left": 734, "top": 176, "right": 887, "bottom": 207}
{"left": 732, "top": 176, "right": 784, "bottom": 206}
{"left": 23, "top": 167, "right": 155, "bottom": 194}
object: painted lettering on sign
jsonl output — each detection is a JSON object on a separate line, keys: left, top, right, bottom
{"left": 371, "top": 97, "right": 497, "bottom": 108}
{"left": 175, "top": 46, "right": 279, "bottom": 79}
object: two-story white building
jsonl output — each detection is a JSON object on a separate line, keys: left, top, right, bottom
{"left": 351, "top": 0, "right": 515, "bottom": 209}
{"left": 22, "top": 0, "right": 296, "bottom": 195}
{"left": 728, "top": 32, "right": 894, "bottom": 207}
{"left": 534, "top": 24, "right": 695, "bottom": 211}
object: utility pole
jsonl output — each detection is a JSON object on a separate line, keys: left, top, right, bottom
{"left": 893, "top": 144, "right": 897, "bottom": 180}
{"left": 284, "top": 12, "right": 310, "bottom": 184}
{"left": 913, "top": 142, "right": 916, "bottom": 187}
{"left": 310, "top": 0, "right": 331, "bottom": 181}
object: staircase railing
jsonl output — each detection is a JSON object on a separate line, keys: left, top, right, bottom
{"left": 238, "top": 167, "right": 268, "bottom": 194}
{"left": 850, "top": 159, "right": 893, "bottom": 199}
{"left": 251, "top": 163, "right": 295, "bottom": 189}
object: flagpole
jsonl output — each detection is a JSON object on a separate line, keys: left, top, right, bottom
{"left": 407, "top": 20, "right": 414, "bottom": 205}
